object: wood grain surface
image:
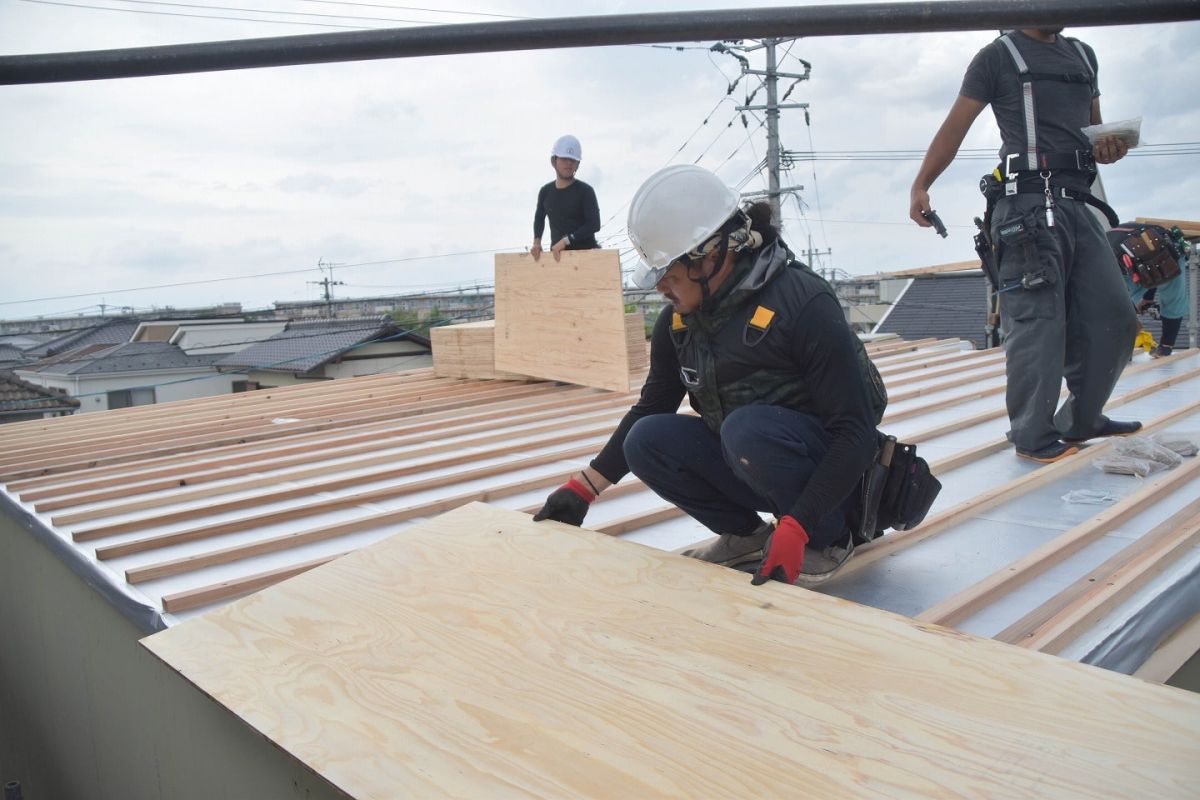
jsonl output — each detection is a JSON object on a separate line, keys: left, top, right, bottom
{"left": 143, "top": 503, "right": 1200, "bottom": 800}
{"left": 494, "top": 249, "right": 631, "bottom": 392}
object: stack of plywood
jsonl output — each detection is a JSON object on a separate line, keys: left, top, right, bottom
{"left": 430, "top": 321, "right": 528, "bottom": 381}
{"left": 625, "top": 310, "right": 648, "bottom": 374}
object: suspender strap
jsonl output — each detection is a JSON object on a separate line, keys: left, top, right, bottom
{"left": 997, "top": 34, "right": 1038, "bottom": 172}
{"left": 1068, "top": 38, "right": 1096, "bottom": 81}
{"left": 996, "top": 34, "right": 1098, "bottom": 175}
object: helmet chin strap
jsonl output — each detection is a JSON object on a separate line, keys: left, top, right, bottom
{"left": 691, "top": 236, "right": 732, "bottom": 310}
{"left": 687, "top": 215, "right": 762, "bottom": 310}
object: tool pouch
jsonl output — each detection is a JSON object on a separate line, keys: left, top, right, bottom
{"left": 1107, "top": 223, "right": 1183, "bottom": 289}
{"left": 875, "top": 439, "right": 941, "bottom": 532}
{"left": 994, "top": 206, "right": 1059, "bottom": 320}
{"left": 974, "top": 218, "right": 1000, "bottom": 291}
{"left": 849, "top": 433, "right": 943, "bottom": 543}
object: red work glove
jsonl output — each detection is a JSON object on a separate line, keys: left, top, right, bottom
{"left": 751, "top": 515, "right": 809, "bottom": 585}
{"left": 532, "top": 479, "right": 594, "bottom": 527}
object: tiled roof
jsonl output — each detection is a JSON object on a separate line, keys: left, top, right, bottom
{"left": 873, "top": 273, "right": 1189, "bottom": 352}
{"left": 0, "top": 344, "right": 32, "bottom": 370}
{"left": 31, "top": 342, "right": 224, "bottom": 375}
{"left": 0, "top": 372, "right": 80, "bottom": 412}
{"left": 875, "top": 273, "right": 990, "bottom": 349}
{"left": 26, "top": 319, "right": 140, "bottom": 358}
{"left": 216, "top": 316, "right": 401, "bottom": 373}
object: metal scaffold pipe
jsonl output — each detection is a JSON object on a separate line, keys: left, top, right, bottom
{"left": 1, "top": 0, "right": 1198, "bottom": 85}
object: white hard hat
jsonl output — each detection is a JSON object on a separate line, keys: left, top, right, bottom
{"left": 551, "top": 134, "right": 582, "bottom": 161}
{"left": 628, "top": 165, "right": 741, "bottom": 289}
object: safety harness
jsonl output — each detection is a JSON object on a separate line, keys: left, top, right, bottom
{"left": 974, "top": 33, "right": 1120, "bottom": 290}
{"left": 996, "top": 33, "right": 1097, "bottom": 175}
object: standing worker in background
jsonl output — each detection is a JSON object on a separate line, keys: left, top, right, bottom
{"left": 534, "top": 165, "right": 887, "bottom": 587}
{"left": 531, "top": 134, "right": 601, "bottom": 262}
{"left": 910, "top": 27, "right": 1140, "bottom": 463}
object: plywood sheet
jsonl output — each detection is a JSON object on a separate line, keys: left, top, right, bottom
{"left": 143, "top": 503, "right": 1200, "bottom": 800}
{"left": 494, "top": 249, "right": 631, "bottom": 392}
{"left": 430, "top": 321, "right": 528, "bottom": 380}
{"left": 625, "top": 310, "right": 649, "bottom": 374}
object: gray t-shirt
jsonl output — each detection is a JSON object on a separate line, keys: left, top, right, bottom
{"left": 961, "top": 31, "right": 1099, "bottom": 187}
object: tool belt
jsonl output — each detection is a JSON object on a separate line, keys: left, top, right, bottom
{"left": 1106, "top": 222, "right": 1185, "bottom": 289}
{"left": 974, "top": 166, "right": 1120, "bottom": 292}
{"left": 849, "top": 433, "right": 942, "bottom": 544}
{"left": 979, "top": 171, "right": 1120, "bottom": 228}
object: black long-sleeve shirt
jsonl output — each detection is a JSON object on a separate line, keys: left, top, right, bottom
{"left": 590, "top": 289, "right": 877, "bottom": 533}
{"left": 533, "top": 180, "right": 600, "bottom": 248}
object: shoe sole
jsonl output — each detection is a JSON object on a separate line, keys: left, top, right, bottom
{"left": 1016, "top": 444, "right": 1080, "bottom": 463}
{"left": 1063, "top": 428, "right": 1143, "bottom": 445}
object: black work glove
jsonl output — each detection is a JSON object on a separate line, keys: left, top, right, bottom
{"left": 532, "top": 479, "right": 594, "bottom": 526}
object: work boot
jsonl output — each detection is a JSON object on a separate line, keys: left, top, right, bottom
{"left": 795, "top": 536, "right": 855, "bottom": 587}
{"left": 1015, "top": 441, "right": 1080, "bottom": 463}
{"left": 680, "top": 520, "right": 773, "bottom": 568}
{"left": 1150, "top": 344, "right": 1173, "bottom": 359}
{"left": 1063, "top": 420, "right": 1143, "bottom": 444}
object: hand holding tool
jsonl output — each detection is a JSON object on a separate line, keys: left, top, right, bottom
{"left": 922, "top": 209, "right": 948, "bottom": 238}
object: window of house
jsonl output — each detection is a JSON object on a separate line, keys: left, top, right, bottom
{"left": 107, "top": 387, "right": 156, "bottom": 409}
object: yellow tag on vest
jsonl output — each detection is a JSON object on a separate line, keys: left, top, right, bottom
{"left": 671, "top": 312, "right": 687, "bottom": 331}
{"left": 749, "top": 305, "right": 775, "bottom": 331}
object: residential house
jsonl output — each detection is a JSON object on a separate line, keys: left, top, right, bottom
{"left": 15, "top": 341, "right": 238, "bottom": 413}
{"left": 215, "top": 316, "right": 432, "bottom": 388}
{"left": 0, "top": 372, "right": 79, "bottom": 422}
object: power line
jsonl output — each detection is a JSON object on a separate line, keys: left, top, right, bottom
{"left": 1, "top": 247, "right": 521, "bottom": 307}
{"left": 785, "top": 143, "right": 1200, "bottom": 162}
{"left": 292, "top": 0, "right": 525, "bottom": 20}
{"left": 98, "top": 0, "right": 447, "bottom": 25}
{"left": 781, "top": 215, "right": 975, "bottom": 230}
{"left": 16, "top": 0, "right": 380, "bottom": 29}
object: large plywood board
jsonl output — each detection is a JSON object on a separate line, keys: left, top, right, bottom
{"left": 143, "top": 503, "right": 1200, "bottom": 800}
{"left": 494, "top": 249, "right": 631, "bottom": 392}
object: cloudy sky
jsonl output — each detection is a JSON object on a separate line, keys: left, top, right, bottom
{"left": 2, "top": 0, "right": 1198, "bottom": 322}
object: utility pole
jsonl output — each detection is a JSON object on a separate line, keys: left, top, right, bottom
{"left": 732, "top": 38, "right": 810, "bottom": 225}
{"left": 308, "top": 258, "right": 344, "bottom": 319}
{"left": 764, "top": 39, "right": 781, "bottom": 224}
{"left": 800, "top": 234, "right": 833, "bottom": 275}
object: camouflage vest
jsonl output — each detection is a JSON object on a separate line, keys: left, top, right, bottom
{"left": 671, "top": 256, "right": 887, "bottom": 433}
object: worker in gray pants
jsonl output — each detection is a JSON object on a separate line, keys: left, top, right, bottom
{"left": 911, "top": 27, "right": 1141, "bottom": 461}
{"left": 991, "top": 193, "right": 1138, "bottom": 457}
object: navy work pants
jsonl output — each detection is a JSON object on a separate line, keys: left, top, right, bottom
{"left": 622, "top": 405, "right": 851, "bottom": 548}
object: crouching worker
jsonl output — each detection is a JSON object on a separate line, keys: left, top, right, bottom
{"left": 533, "top": 165, "right": 886, "bottom": 586}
